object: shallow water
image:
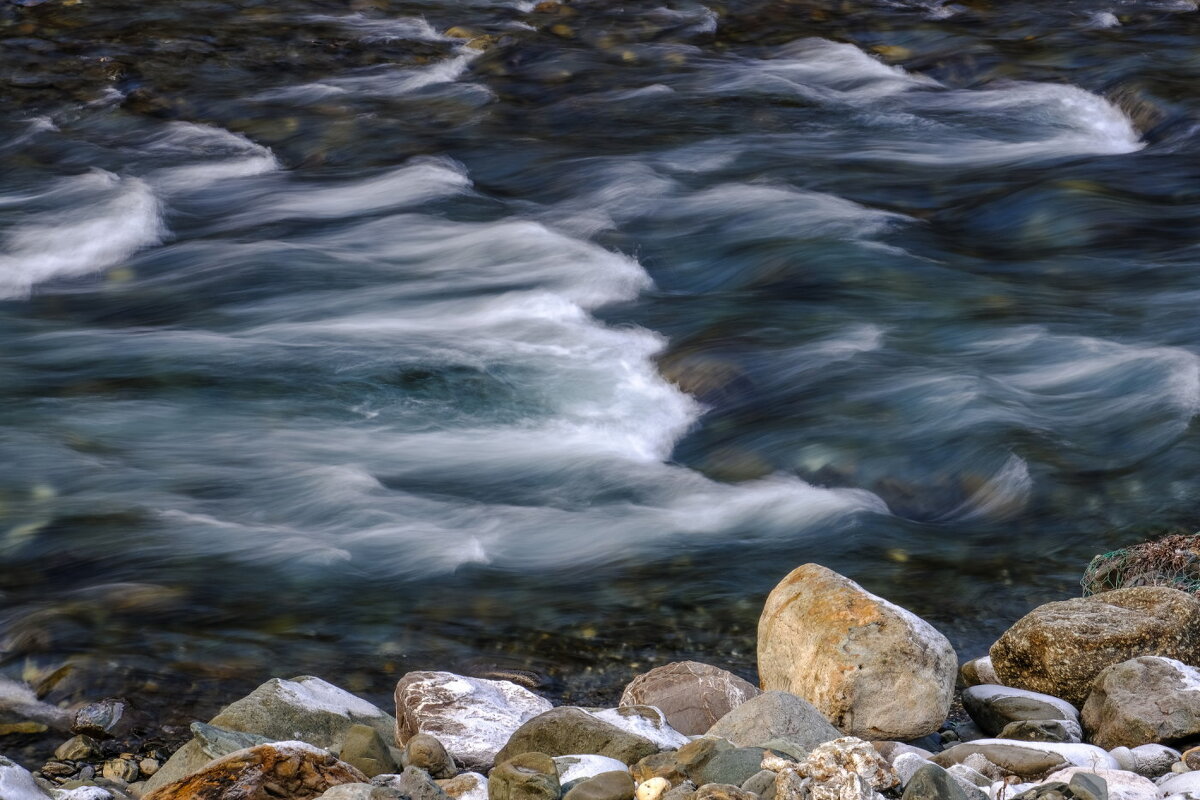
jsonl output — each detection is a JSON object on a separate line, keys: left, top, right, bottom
{"left": 2, "top": 0, "right": 1200, "bottom": 734}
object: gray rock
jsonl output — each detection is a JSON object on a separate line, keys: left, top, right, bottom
{"left": 73, "top": 700, "right": 131, "bottom": 739}
{"left": 1068, "top": 772, "right": 1108, "bottom": 800}
{"left": 406, "top": 734, "right": 457, "bottom": 779}
{"left": 342, "top": 724, "right": 399, "bottom": 778}
{"left": 741, "top": 769, "right": 777, "bottom": 800}
{"left": 759, "top": 739, "right": 813, "bottom": 762}
{"left": 318, "top": 785, "right": 406, "bottom": 800}
{"left": 691, "top": 748, "right": 766, "bottom": 788}
{"left": 396, "top": 672, "right": 553, "bottom": 773}
{"left": 894, "top": 753, "right": 933, "bottom": 787}
{"left": 995, "top": 720, "right": 1081, "bottom": 744}
{"left": 378, "top": 766, "right": 452, "bottom": 800}
{"left": 1082, "top": 656, "right": 1200, "bottom": 749}
{"left": 55, "top": 736, "right": 100, "bottom": 762}
{"left": 496, "top": 708, "right": 662, "bottom": 766}
{"left": 620, "top": 663, "right": 761, "bottom": 737}
{"left": 758, "top": 564, "right": 957, "bottom": 739}
{"left": 931, "top": 741, "right": 1117, "bottom": 779}
{"left": 960, "top": 686, "right": 1079, "bottom": 737}
{"left": 489, "top": 753, "right": 561, "bottom": 800}
{"left": 706, "top": 692, "right": 840, "bottom": 750}
{"left": 902, "top": 764, "right": 969, "bottom": 800}
{"left": 945, "top": 765, "right": 989, "bottom": 789}
{"left": 990, "top": 588, "right": 1200, "bottom": 705}
{"left": 191, "top": 721, "right": 275, "bottom": 759}
{"left": 1045, "top": 768, "right": 1157, "bottom": 800}
{"left": 563, "top": 771, "right": 635, "bottom": 800}
{"left": 145, "top": 676, "right": 393, "bottom": 795}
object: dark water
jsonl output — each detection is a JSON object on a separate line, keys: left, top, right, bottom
{"left": 2, "top": 0, "right": 1200, "bottom": 737}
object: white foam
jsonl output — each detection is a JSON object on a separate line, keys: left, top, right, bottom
{"left": 306, "top": 13, "right": 446, "bottom": 42}
{"left": 0, "top": 172, "right": 163, "bottom": 299}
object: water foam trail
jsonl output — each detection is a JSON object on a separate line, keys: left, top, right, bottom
{"left": 0, "top": 172, "right": 163, "bottom": 300}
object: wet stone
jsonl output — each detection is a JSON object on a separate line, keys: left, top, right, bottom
{"left": 55, "top": 735, "right": 100, "bottom": 761}
{"left": 902, "top": 764, "right": 968, "bottom": 800}
{"left": 1068, "top": 773, "right": 1108, "bottom": 800}
{"left": 563, "top": 771, "right": 636, "bottom": 800}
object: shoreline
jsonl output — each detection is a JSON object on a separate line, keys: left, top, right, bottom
{"left": 4, "top": 536, "right": 1200, "bottom": 800}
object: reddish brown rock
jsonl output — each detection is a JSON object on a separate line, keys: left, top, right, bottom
{"left": 990, "top": 587, "right": 1200, "bottom": 705}
{"left": 620, "top": 662, "right": 760, "bottom": 736}
{"left": 143, "top": 741, "right": 366, "bottom": 800}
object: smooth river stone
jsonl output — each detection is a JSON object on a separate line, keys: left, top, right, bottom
{"left": 620, "top": 662, "right": 761, "bottom": 736}
{"left": 960, "top": 686, "right": 1080, "bottom": 736}
{"left": 706, "top": 691, "right": 840, "bottom": 750}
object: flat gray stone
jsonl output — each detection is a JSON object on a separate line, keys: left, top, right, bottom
{"left": 902, "top": 763, "right": 969, "bottom": 800}
{"left": 706, "top": 692, "right": 840, "bottom": 750}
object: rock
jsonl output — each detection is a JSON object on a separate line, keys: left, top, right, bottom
{"left": 931, "top": 742, "right": 1117, "bottom": 779}
{"left": 742, "top": 770, "right": 777, "bottom": 800}
{"left": 706, "top": 692, "right": 840, "bottom": 750}
{"left": 73, "top": 700, "right": 132, "bottom": 739}
{"left": 555, "top": 756, "right": 630, "bottom": 786}
{"left": 675, "top": 739, "right": 733, "bottom": 783}
{"left": 488, "top": 753, "right": 560, "bottom": 800}
{"left": 102, "top": 758, "right": 139, "bottom": 784}
{"left": 563, "top": 771, "right": 635, "bottom": 800}
{"left": 0, "top": 755, "right": 53, "bottom": 800}
{"left": 872, "top": 743, "right": 934, "bottom": 764}
{"left": 758, "top": 564, "right": 957, "bottom": 739}
{"left": 1082, "top": 656, "right": 1200, "bottom": 749}
{"left": 1067, "top": 772, "right": 1108, "bottom": 800}
{"left": 342, "top": 725, "right": 400, "bottom": 779}
{"left": 439, "top": 772, "right": 489, "bottom": 800}
{"left": 396, "top": 672, "right": 553, "bottom": 773}
{"left": 794, "top": 738, "right": 898, "bottom": 792}
{"left": 637, "top": 777, "right": 672, "bottom": 800}
{"left": 55, "top": 736, "right": 100, "bottom": 762}
{"left": 191, "top": 721, "right": 275, "bottom": 759}
{"left": 588, "top": 708, "right": 689, "bottom": 751}
{"left": 1183, "top": 745, "right": 1200, "bottom": 771}
{"left": 945, "top": 765, "right": 990, "bottom": 790}
{"left": 620, "top": 663, "right": 761, "bottom": 737}
{"left": 406, "top": 734, "right": 457, "bottom": 779}
{"left": 630, "top": 752, "right": 684, "bottom": 785}
{"left": 139, "top": 758, "right": 160, "bottom": 778}
{"left": 379, "top": 766, "right": 451, "bottom": 800}
{"left": 496, "top": 708, "right": 662, "bottom": 766}
{"left": 901, "top": 763, "right": 968, "bottom": 800}
{"left": 146, "top": 676, "right": 392, "bottom": 795}
{"left": 960, "top": 687, "right": 1080, "bottom": 737}
{"left": 892, "top": 753, "right": 932, "bottom": 787}
{"left": 692, "top": 748, "right": 768, "bottom": 788}
{"left": 959, "top": 659, "right": 998, "bottom": 689}
{"left": 1159, "top": 772, "right": 1200, "bottom": 796}
{"left": 995, "top": 720, "right": 1081, "bottom": 744}
{"left": 1045, "top": 768, "right": 1157, "bottom": 800}
{"left": 692, "top": 784, "right": 758, "bottom": 800}
{"left": 959, "top": 754, "right": 1004, "bottom": 781}
{"left": 319, "top": 785, "right": 405, "bottom": 800}
{"left": 142, "top": 741, "right": 367, "bottom": 800}
{"left": 989, "top": 588, "right": 1200, "bottom": 705}
{"left": 759, "top": 739, "right": 812, "bottom": 762}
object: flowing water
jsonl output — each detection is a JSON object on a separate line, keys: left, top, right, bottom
{"left": 2, "top": 0, "right": 1200, "bottom": 736}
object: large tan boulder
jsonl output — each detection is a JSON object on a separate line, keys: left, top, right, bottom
{"left": 757, "top": 564, "right": 956, "bottom": 740}
{"left": 1081, "top": 656, "right": 1200, "bottom": 749}
{"left": 989, "top": 587, "right": 1200, "bottom": 705}
{"left": 143, "top": 741, "right": 366, "bottom": 800}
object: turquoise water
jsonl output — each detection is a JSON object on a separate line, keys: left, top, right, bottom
{"left": 2, "top": 0, "right": 1200, "bottom": 723}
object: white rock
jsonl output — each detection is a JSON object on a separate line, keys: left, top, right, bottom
{"left": 947, "top": 764, "right": 991, "bottom": 789}
{"left": 316, "top": 785, "right": 381, "bottom": 800}
{"left": 973, "top": 658, "right": 999, "bottom": 686}
{"left": 892, "top": 753, "right": 931, "bottom": 787}
{"left": 1112, "top": 748, "right": 1137, "bottom": 771}
{"left": 394, "top": 671, "right": 553, "bottom": 772}
{"left": 637, "top": 777, "right": 671, "bottom": 800}
{"left": 1129, "top": 744, "right": 1181, "bottom": 778}
{"left": 438, "top": 772, "right": 489, "bottom": 800}
{"left": 53, "top": 789, "right": 112, "bottom": 800}
{"left": 963, "top": 685, "right": 1081, "bottom": 722}
{"left": 1159, "top": 773, "right": 1200, "bottom": 797}
{"left": 1044, "top": 767, "right": 1158, "bottom": 800}
{"left": 0, "top": 756, "right": 52, "bottom": 800}
{"left": 554, "top": 755, "right": 631, "bottom": 784}
{"left": 590, "top": 707, "right": 690, "bottom": 750}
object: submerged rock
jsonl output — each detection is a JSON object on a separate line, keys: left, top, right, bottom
{"left": 1081, "top": 656, "right": 1200, "bottom": 749}
{"left": 620, "top": 662, "right": 761, "bottom": 736}
{"left": 395, "top": 671, "right": 552, "bottom": 772}
{"left": 142, "top": 741, "right": 366, "bottom": 800}
{"left": 758, "top": 564, "right": 957, "bottom": 739}
{"left": 989, "top": 587, "right": 1200, "bottom": 705}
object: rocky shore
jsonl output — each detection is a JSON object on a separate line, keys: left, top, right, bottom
{"left": 5, "top": 540, "right": 1200, "bottom": 800}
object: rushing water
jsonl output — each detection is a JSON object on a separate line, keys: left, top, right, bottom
{"left": 2, "top": 0, "right": 1200, "bottom": 738}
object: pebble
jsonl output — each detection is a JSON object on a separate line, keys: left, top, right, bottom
{"left": 637, "top": 777, "right": 671, "bottom": 800}
{"left": 55, "top": 735, "right": 100, "bottom": 761}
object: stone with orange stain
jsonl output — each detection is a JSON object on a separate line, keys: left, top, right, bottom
{"left": 143, "top": 741, "right": 366, "bottom": 800}
{"left": 757, "top": 564, "right": 956, "bottom": 740}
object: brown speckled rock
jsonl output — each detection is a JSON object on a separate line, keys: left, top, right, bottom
{"left": 620, "top": 663, "right": 761, "bottom": 737}
{"left": 1082, "top": 656, "right": 1200, "bottom": 749}
{"left": 757, "top": 564, "right": 957, "bottom": 740}
{"left": 143, "top": 741, "right": 366, "bottom": 800}
{"left": 990, "top": 587, "right": 1200, "bottom": 705}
